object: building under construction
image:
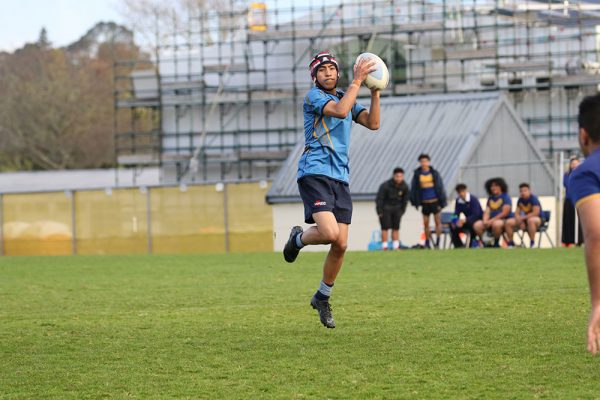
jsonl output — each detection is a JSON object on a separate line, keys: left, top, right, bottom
{"left": 113, "top": 0, "right": 600, "bottom": 184}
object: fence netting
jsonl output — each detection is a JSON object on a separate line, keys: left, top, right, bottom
{"left": 0, "top": 181, "right": 273, "bottom": 256}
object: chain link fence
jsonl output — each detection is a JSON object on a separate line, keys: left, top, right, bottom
{"left": 0, "top": 181, "right": 272, "bottom": 256}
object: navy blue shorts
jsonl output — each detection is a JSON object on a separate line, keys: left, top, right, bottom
{"left": 421, "top": 201, "right": 441, "bottom": 216}
{"left": 298, "top": 175, "right": 352, "bottom": 224}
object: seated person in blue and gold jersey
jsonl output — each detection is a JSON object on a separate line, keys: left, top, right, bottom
{"left": 473, "top": 177, "right": 512, "bottom": 247}
{"left": 568, "top": 93, "right": 600, "bottom": 354}
{"left": 409, "top": 154, "right": 447, "bottom": 249}
{"left": 506, "top": 183, "right": 543, "bottom": 248}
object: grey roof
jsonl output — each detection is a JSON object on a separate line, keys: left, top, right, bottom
{"left": 267, "top": 91, "right": 553, "bottom": 203}
{"left": 0, "top": 168, "right": 160, "bottom": 194}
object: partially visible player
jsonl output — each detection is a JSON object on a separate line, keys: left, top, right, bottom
{"left": 506, "top": 183, "right": 543, "bottom": 248}
{"left": 282, "top": 50, "right": 381, "bottom": 329}
{"left": 569, "top": 93, "right": 600, "bottom": 354}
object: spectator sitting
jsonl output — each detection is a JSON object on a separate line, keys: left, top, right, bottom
{"left": 409, "top": 153, "right": 447, "bottom": 249}
{"left": 450, "top": 183, "right": 483, "bottom": 248}
{"left": 473, "top": 177, "right": 513, "bottom": 247}
{"left": 506, "top": 183, "right": 543, "bottom": 248}
{"left": 376, "top": 167, "right": 409, "bottom": 250}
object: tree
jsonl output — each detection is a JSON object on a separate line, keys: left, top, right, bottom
{"left": 0, "top": 24, "right": 144, "bottom": 171}
{"left": 37, "top": 27, "right": 51, "bottom": 49}
{"left": 119, "top": 0, "right": 230, "bottom": 50}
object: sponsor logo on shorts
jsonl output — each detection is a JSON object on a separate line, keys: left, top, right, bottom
{"left": 314, "top": 200, "right": 327, "bottom": 207}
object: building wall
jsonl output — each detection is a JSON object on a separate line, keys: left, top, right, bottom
{"left": 272, "top": 196, "right": 558, "bottom": 252}
{"left": 460, "top": 104, "right": 556, "bottom": 197}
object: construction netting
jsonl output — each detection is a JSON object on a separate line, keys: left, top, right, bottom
{"left": 2, "top": 192, "right": 73, "bottom": 256}
{"left": 75, "top": 188, "right": 149, "bottom": 255}
{"left": 226, "top": 182, "right": 273, "bottom": 252}
{"left": 150, "top": 185, "right": 226, "bottom": 254}
{"left": 0, "top": 182, "right": 273, "bottom": 256}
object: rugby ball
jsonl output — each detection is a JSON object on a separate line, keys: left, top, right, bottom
{"left": 355, "top": 52, "right": 389, "bottom": 90}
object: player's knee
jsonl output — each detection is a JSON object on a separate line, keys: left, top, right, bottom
{"left": 332, "top": 240, "right": 348, "bottom": 254}
{"left": 320, "top": 226, "right": 340, "bottom": 243}
{"left": 492, "top": 220, "right": 504, "bottom": 229}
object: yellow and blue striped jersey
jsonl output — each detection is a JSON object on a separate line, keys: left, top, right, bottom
{"left": 516, "top": 194, "right": 542, "bottom": 216}
{"left": 419, "top": 170, "right": 437, "bottom": 203}
{"left": 487, "top": 193, "right": 512, "bottom": 218}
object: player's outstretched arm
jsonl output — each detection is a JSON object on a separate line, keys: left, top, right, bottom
{"left": 323, "top": 58, "right": 375, "bottom": 119}
{"left": 577, "top": 197, "right": 600, "bottom": 354}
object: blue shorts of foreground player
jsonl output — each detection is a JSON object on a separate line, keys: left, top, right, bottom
{"left": 298, "top": 175, "right": 353, "bottom": 224}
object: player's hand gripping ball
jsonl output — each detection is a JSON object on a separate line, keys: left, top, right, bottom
{"left": 355, "top": 52, "right": 389, "bottom": 90}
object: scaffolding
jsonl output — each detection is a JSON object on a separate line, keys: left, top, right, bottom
{"left": 113, "top": 0, "right": 600, "bottom": 183}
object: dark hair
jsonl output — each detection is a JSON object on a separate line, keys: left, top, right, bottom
{"left": 484, "top": 177, "right": 508, "bottom": 196}
{"left": 569, "top": 155, "right": 580, "bottom": 173}
{"left": 578, "top": 94, "right": 600, "bottom": 143}
{"left": 455, "top": 183, "right": 467, "bottom": 192}
{"left": 393, "top": 167, "right": 404, "bottom": 174}
{"left": 519, "top": 182, "right": 530, "bottom": 189}
{"left": 418, "top": 153, "right": 430, "bottom": 161}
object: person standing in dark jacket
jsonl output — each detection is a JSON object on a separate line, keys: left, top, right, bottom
{"left": 376, "top": 168, "right": 409, "bottom": 250}
{"left": 409, "top": 154, "right": 447, "bottom": 248}
{"left": 450, "top": 183, "right": 483, "bottom": 248}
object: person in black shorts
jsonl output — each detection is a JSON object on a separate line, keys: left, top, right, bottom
{"left": 409, "top": 154, "right": 447, "bottom": 248}
{"left": 282, "top": 51, "right": 381, "bottom": 329}
{"left": 376, "top": 167, "right": 409, "bottom": 250}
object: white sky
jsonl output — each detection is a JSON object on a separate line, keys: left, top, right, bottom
{"left": 0, "top": 0, "right": 123, "bottom": 51}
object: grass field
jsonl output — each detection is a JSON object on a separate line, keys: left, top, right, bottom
{"left": 1, "top": 248, "right": 599, "bottom": 399}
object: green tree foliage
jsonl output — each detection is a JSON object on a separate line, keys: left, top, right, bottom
{"left": 0, "top": 26, "right": 143, "bottom": 171}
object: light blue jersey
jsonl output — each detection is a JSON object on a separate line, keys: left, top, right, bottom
{"left": 297, "top": 87, "right": 366, "bottom": 183}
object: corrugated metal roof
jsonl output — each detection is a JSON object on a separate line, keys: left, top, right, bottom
{"left": 267, "top": 91, "right": 531, "bottom": 203}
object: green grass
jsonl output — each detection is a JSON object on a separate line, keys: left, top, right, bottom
{"left": 1, "top": 249, "right": 598, "bottom": 399}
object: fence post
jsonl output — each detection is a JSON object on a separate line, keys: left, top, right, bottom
{"left": 223, "top": 183, "right": 230, "bottom": 253}
{"left": 71, "top": 190, "right": 77, "bottom": 255}
{"left": 145, "top": 187, "right": 153, "bottom": 254}
{"left": 0, "top": 193, "right": 4, "bottom": 256}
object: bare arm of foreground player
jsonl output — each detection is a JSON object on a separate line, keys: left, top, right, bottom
{"left": 577, "top": 197, "right": 600, "bottom": 354}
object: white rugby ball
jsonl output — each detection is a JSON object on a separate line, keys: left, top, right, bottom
{"left": 355, "top": 52, "right": 389, "bottom": 90}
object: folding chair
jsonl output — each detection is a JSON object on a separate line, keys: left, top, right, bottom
{"left": 439, "top": 212, "right": 454, "bottom": 249}
{"left": 537, "top": 210, "right": 554, "bottom": 248}
{"left": 516, "top": 210, "right": 554, "bottom": 248}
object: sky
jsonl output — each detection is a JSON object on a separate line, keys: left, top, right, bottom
{"left": 0, "top": 0, "right": 123, "bottom": 52}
